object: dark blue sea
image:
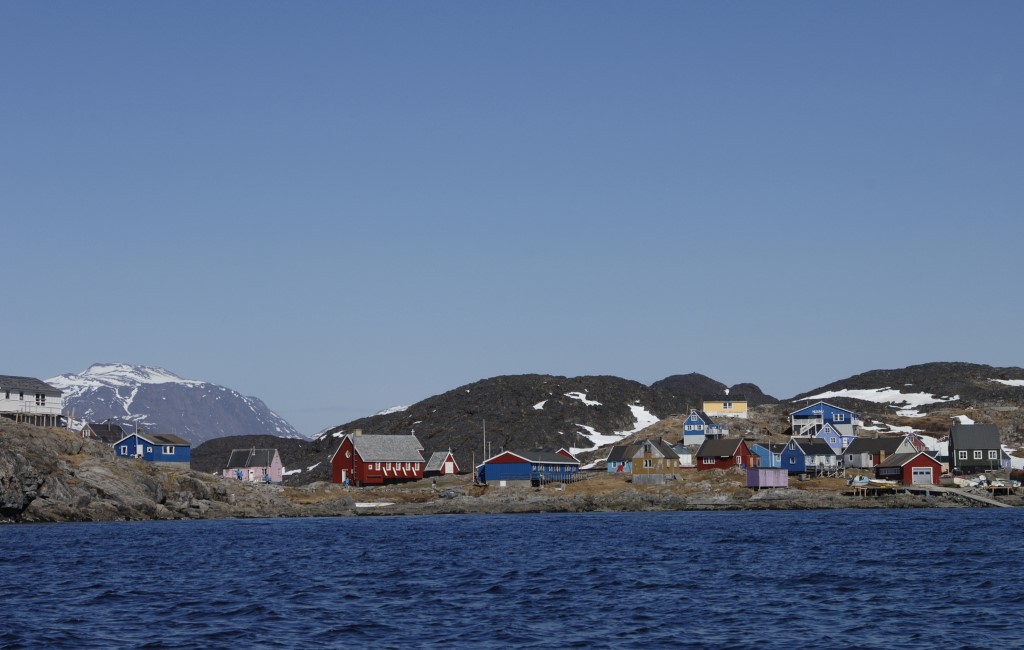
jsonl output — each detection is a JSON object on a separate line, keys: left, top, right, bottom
{"left": 1, "top": 509, "right": 1022, "bottom": 648}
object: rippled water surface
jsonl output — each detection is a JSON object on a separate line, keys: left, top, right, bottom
{"left": 2, "top": 509, "right": 1023, "bottom": 648}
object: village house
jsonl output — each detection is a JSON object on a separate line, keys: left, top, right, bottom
{"left": 476, "top": 448, "right": 580, "bottom": 487}
{"left": 843, "top": 436, "right": 922, "bottom": 470}
{"left": 695, "top": 437, "right": 753, "bottom": 470}
{"left": 223, "top": 448, "right": 285, "bottom": 484}
{"left": 81, "top": 421, "right": 128, "bottom": 444}
{"left": 114, "top": 431, "right": 191, "bottom": 466}
{"left": 790, "top": 401, "right": 862, "bottom": 438}
{"left": 630, "top": 438, "right": 679, "bottom": 485}
{"left": 681, "top": 409, "right": 727, "bottom": 445}
{"left": 874, "top": 451, "right": 942, "bottom": 485}
{"left": 750, "top": 443, "right": 786, "bottom": 469}
{"left": 671, "top": 442, "right": 695, "bottom": 469}
{"left": 606, "top": 443, "right": 639, "bottom": 474}
{"left": 779, "top": 438, "right": 839, "bottom": 476}
{"left": 702, "top": 389, "right": 748, "bottom": 419}
{"left": 746, "top": 467, "right": 789, "bottom": 489}
{"left": 948, "top": 423, "right": 1003, "bottom": 475}
{"left": 330, "top": 432, "right": 425, "bottom": 486}
{"left": 796, "top": 421, "right": 856, "bottom": 453}
{"left": 424, "top": 450, "right": 460, "bottom": 477}
{"left": 0, "top": 375, "right": 63, "bottom": 428}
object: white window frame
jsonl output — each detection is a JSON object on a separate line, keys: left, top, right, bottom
{"left": 146, "top": 446, "right": 153, "bottom": 453}
{"left": 120, "top": 445, "right": 128, "bottom": 455}
{"left": 958, "top": 450, "right": 967, "bottom": 460}
{"left": 789, "top": 457, "right": 796, "bottom": 465}
{"left": 988, "top": 450, "right": 998, "bottom": 460}
{"left": 162, "top": 445, "right": 174, "bottom": 455}
{"left": 834, "top": 413, "right": 845, "bottom": 422}
{"left": 643, "top": 459, "right": 653, "bottom": 469}
{"left": 974, "top": 450, "right": 983, "bottom": 460}
{"left": 702, "top": 458, "right": 714, "bottom": 465}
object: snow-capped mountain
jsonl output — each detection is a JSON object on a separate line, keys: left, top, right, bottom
{"left": 48, "top": 363, "right": 303, "bottom": 445}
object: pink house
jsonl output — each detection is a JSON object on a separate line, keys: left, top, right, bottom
{"left": 223, "top": 448, "right": 285, "bottom": 484}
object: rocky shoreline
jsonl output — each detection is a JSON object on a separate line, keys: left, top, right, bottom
{"left": 2, "top": 422, "right": 1018, "bottom": 524}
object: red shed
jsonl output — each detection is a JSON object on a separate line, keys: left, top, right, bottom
{"left": 874, "top": 451, "right": 942, "bottom": 485}
{"left": 331, "top": 432, "right": 425, "bottom": 486}
{"left": 695, "top": 438, "right": 754, "bottom": 470}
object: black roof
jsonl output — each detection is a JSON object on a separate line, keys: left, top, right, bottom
{"left": 950, "top": 424, "right": 1000, "bottom": 449}
{"left": 225, "top": 448, "right": 279, "bottom": 469}
{"left": 606, "top": 444, "right": 640, "bottom": 463}
{"left": 696, "top": 437, "right": 745, "bottom": 457}
{"left": 0, "top": 375, "right": 62, "bottom": 395}
{"left": 790, "top": 439, "right": 837, "bottom": 456}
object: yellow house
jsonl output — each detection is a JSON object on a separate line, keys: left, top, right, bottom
{"left": 630, "top": 439, "right": 679, "bottom": 485}
{"left": 702, "top": 390, "right": 748, "bottom": 419}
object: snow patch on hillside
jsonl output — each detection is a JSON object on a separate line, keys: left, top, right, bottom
{"left": 954, "top": 414, "right": 975, "bottom": 425}
{"left": 565, "top": 392, "right": 602, "bottom": 406}
{"left": 375, "top": 405, "right": 409, "bottom": 416}
{"left": 570, "top": 404, "right": 660, "bottom": 454}
{"left": 991, "top": 379, "right": 1024, "bottom": 387}
{"left": 802, "top": 387, "right": 959, "bottom": 417}
{"left": 533, "top": 400, "right": 547, "bottom": 410}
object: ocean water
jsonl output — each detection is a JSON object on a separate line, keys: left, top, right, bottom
{"left": 1, "top": 509, "right": 1022, "bottom": 649}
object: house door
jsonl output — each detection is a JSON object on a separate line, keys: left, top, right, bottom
{"left": 341, "top": 469, "right": 347, "bottom": 483}
{"left": 911, "top": 467, "right": 932, "bottom": 484}
{"left": 136, "top": 443, "right": 144, "bottom": 457}
{"left": 444, "top": 461, "right": 454, "bottom": 474}
{"left": 248, "top": 469, "right": 255, "bottom": 481}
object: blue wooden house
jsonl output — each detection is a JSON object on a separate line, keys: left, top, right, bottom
{"left": 780, "top": 438, "right": 839, "bottom": 475}
{"left": 606, "top": 444, "right": 639, "bottom": 473}
{"left": 790, "top": 401, "right": 862, "bottom": 438}
{"left": 477, "top": 448, "right": 581, "bottom": 486}
{"left": 802, "top": 422, "right": 855, "bottom": 453}
{"left": 750, "top": 443, "right": 786, "bottom": 468}
{"left": 681, "top": 409, "right": 726, "bottom": 446}
{"left": 114, "top": 432, "right": 191, "bottom": 466}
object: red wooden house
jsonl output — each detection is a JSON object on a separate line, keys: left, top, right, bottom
{"left": 874, "top": 451, "right": 942, "bottom": 486}
{"left": 330, "top": 432, "right": 426, "bottom": 486}
{"left": 695, "top": 437, "right": 754, "bottom": 470}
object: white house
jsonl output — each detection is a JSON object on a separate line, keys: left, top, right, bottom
{"left": 0, "top": 375, "right": 64, "bottom": 427}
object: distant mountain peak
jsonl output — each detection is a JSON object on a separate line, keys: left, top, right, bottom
{"left": 48, "top": 363, "right": 303, "bottom": 444}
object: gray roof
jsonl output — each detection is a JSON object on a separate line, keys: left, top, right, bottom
{"left": 350, "top": 434, "right": 425, "bottom": 462}
{"left": 424, "top": 451, "right": 457, "bottom": 472}
{"left": 877, "top": 451, "right": 936, "bottom": 468}
{"left": 606, "top": 444, "right": 640, "bottom": 463}
{"left": 0, "top": 375, "right": 62, "bottom": 395}
{"left": 844, "top": 436, "right": 906, "bottom": 456}
{"left": 950, "top": 424, "right": 1000, "bottom": 449}
{"left": 84, "top": 422, "right": 127, "bottom": 443}
{"left": 752, "top": 442, "right": 787, "bottom": 453}
{"left": 631, "top": 439, "right": 679, "bottom": 460}
{"left": 791, "top": 439, "right": 837, "bottom": 456}
{"left": 225, "top": 448, "right": 279, "bottom": 469}
{"left": 696, "top": 437, "right": 746, "bottom": 458}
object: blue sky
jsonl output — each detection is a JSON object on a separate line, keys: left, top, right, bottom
{"left": 3, "top": 2, "right": 1022, "bottom": 435}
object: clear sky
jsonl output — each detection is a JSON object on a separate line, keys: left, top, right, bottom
{"left": 3, "top": 1, "right": 1022, "bottom": 435}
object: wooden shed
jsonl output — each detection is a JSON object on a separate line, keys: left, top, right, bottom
{"left": 746, "top": 467, "right": 789, "bottom": 489}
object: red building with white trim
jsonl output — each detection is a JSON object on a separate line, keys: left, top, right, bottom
{"left": 695, "top": 438, "right": 754, "bottom": 470}
{"left": 874, "top": 451, "right": 942, "bottom": 485}
{"left": 331, "top": 432, "right": 425, "bottom": 486}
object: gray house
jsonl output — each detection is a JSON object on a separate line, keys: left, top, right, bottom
{"left": 949, "top": 423, "right": 1002, "bottom": 474}
{"left": 843, "top": 436, "right": 920, "bottom": 470}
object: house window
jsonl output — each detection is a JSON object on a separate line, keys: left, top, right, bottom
{"left": 385, "top": 462, "right": 392, "bottom": 470}
{"left": 375, "top": 462, "right": 380, "bottom": 470}
{"left": 789, "top": 442, "right": 795, "bottom": 450}
{"left": 958, "top": 451, "right": 967, "bottom": 460}
{"left": 789, "top": 457, "right": 796, "bottom": 465}
{"left": 19, "top": 392, "right": 24, "bottom": 400}
{"left": 702, "top": 458, "right": 714, "bottom": 465}
{"left": 146, "top": 447, "right": 152, "bottom": 453}
{"left": 162, "top": 446, "right": 174, "bottom": 455}
{"left": 35, "top": 393, "right": 46, "bottom": 406}
{"left": 834, "top": 414, "right": 845, "bottom": 422}
{"left": 723, "top": 402, "right": 732, "bottom": 409}
{"left": 989, "top": 450, "right": 998, "bottom": 460}
{"left": 974, "top": 451, "right": 982, "bottom": 460}
{"left": 120, "top": 445, "right": 128, "bottom": 455}
{"left": 643, "top": 459, "right": 653, "bottom": 468}
{"left": 3, "top": 391, "right": 8, "bottom": 399}
{"left": 830, "top": 437, "right": 837, "bottom": 444}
